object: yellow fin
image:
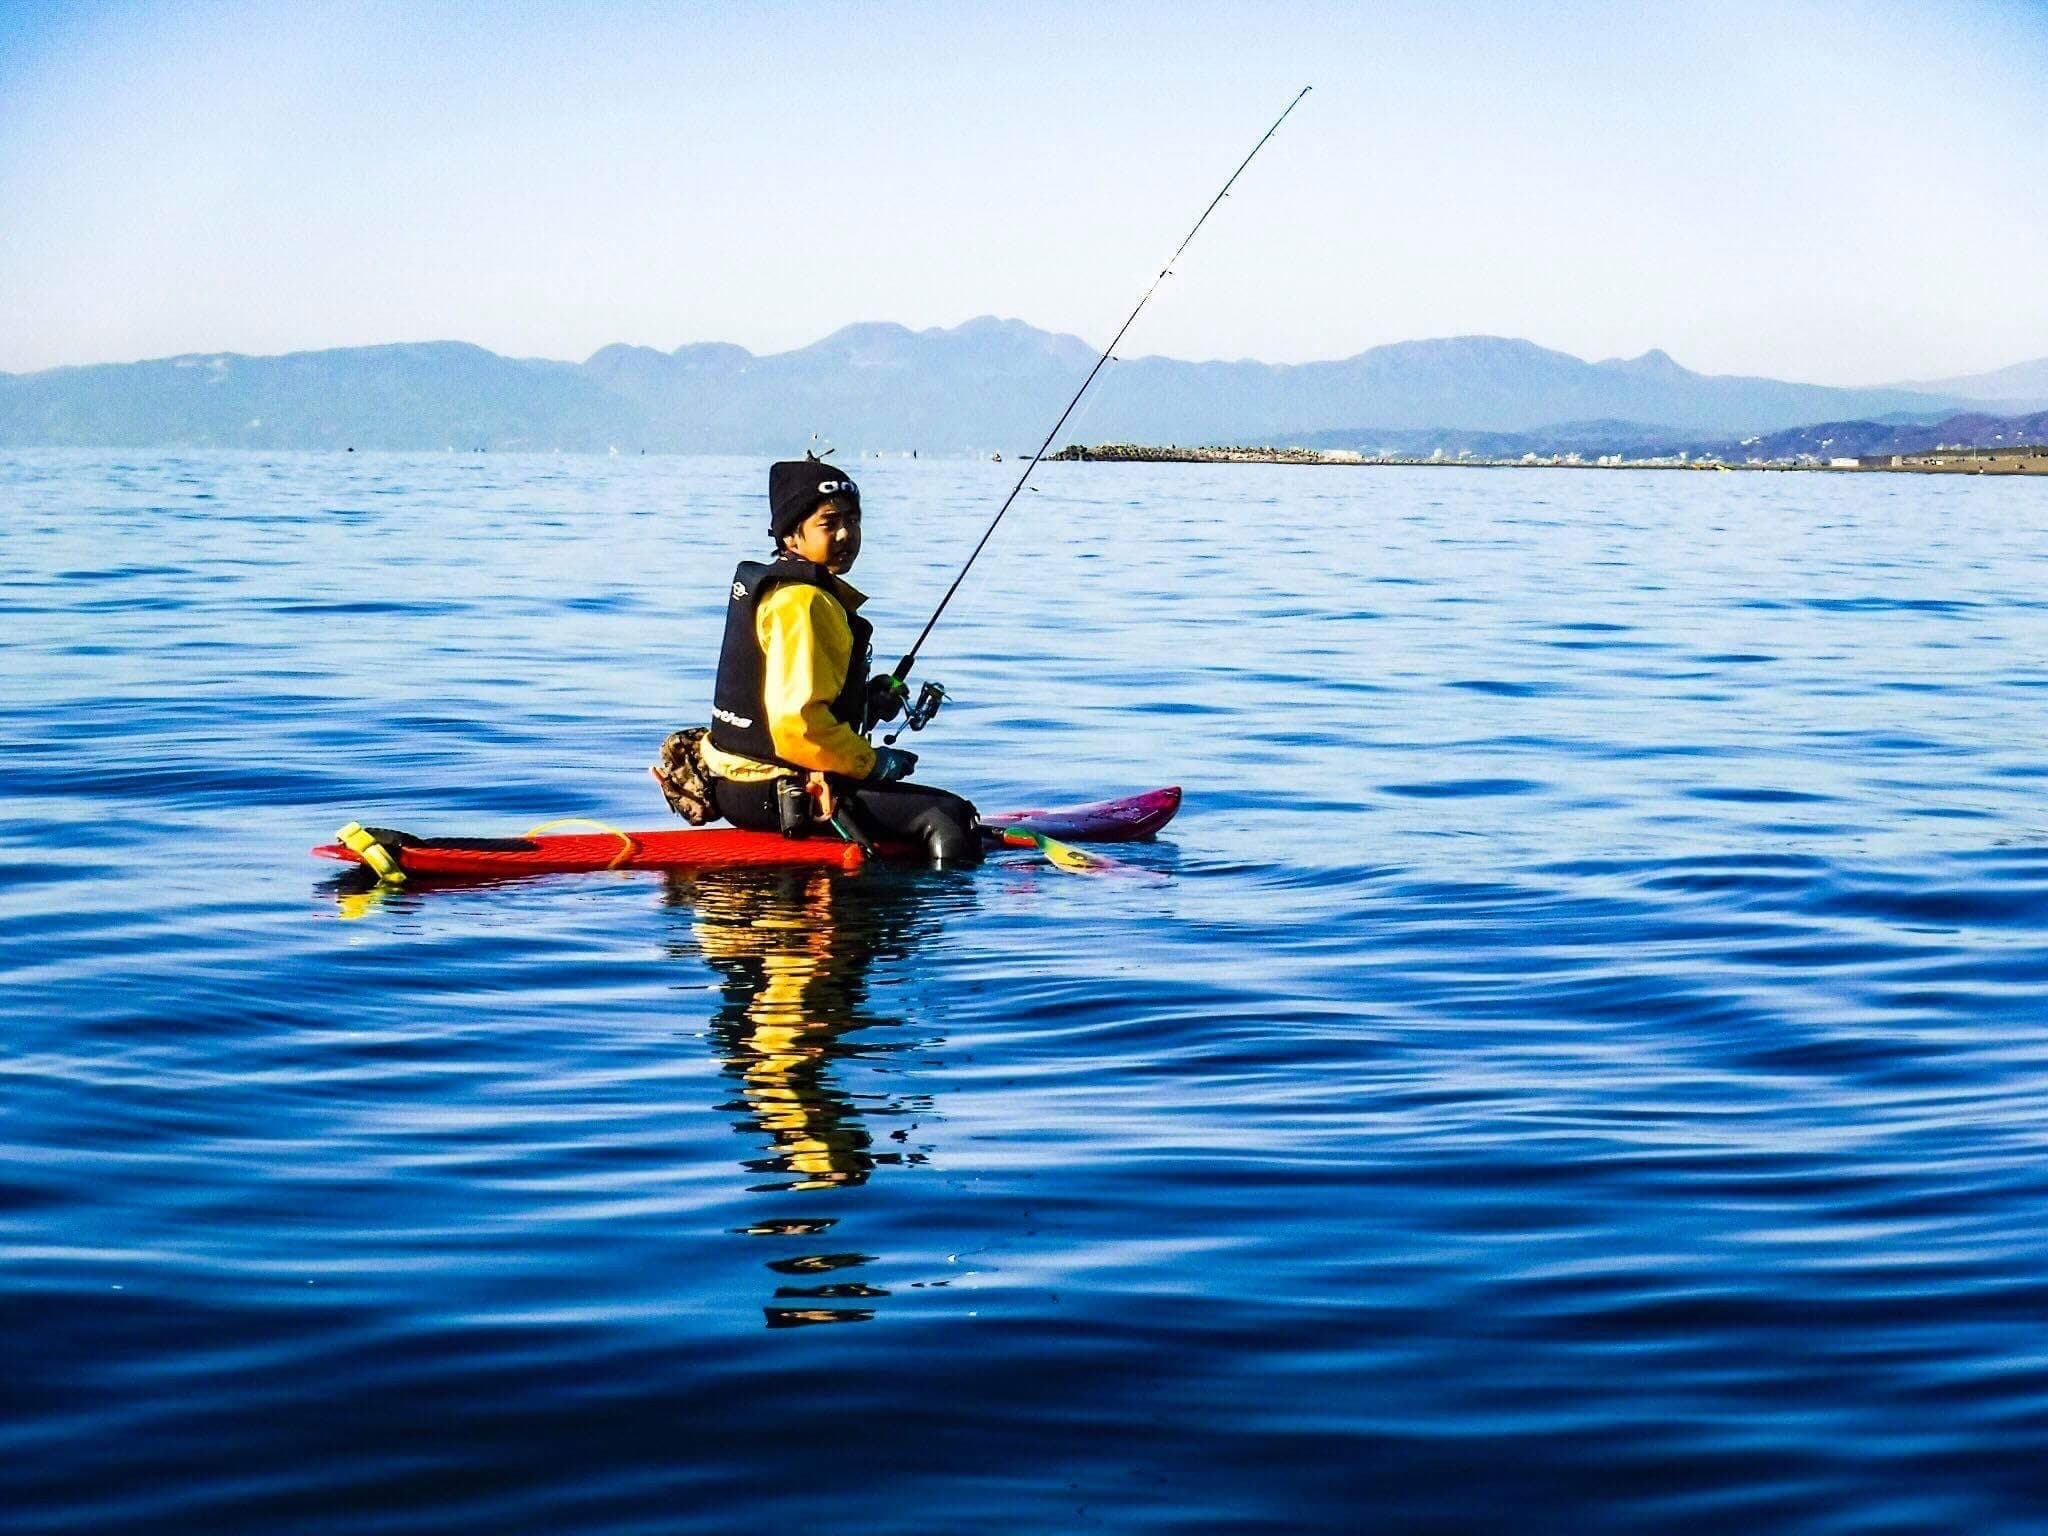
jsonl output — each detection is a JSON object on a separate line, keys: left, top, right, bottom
{"left": 999, "top": 828, "right": 1097, "bottom": 873}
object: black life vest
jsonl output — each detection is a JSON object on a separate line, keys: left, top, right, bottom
{"left": 709, "top": 556, "right": 873, "bottom": 767}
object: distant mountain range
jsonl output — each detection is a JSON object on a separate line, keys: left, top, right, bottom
{"left": 1897, "top": 358, "right": 2048, "bottom": 412}
{"left": 1731, "top": 410, "right": 2048, "bottom": 461}
{"left": 3, "top": 317, "right": 2045, "bottom": 454}
{"left": 1293, "top": 410, "right": 2048, "bottom": 463}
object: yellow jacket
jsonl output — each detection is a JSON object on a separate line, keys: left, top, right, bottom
{"left": 700, "top": 580, "right": 877, "bottom": 782}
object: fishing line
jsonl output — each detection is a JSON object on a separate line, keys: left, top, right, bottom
{"left": 891, "top": 84, "right": 1312, "bottom": 683}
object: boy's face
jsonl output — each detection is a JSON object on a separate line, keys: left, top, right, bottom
{"left": 782, "top": 495, "right": 862, "bottom": 574}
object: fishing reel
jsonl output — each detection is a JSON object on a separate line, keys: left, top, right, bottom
{"left": 883, "top": 679, "right": 948, "bottom": 746}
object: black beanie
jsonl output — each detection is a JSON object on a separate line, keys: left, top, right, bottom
{"left": 769, "top": 459, "right": 859, "bottom": 542}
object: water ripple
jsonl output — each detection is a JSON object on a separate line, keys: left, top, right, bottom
{"left": 4, "top": 450, "right": 2048, "bottom": 1533}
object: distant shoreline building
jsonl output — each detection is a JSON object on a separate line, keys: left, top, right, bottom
{"left": 1860, "top": 446, "right": 2048, "bottom": 475}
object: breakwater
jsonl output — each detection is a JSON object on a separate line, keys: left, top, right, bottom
{"left": 1055, "top": 442, "right": 2048, "bottom": 474}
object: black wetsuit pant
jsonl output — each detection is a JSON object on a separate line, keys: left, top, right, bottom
{"left": 712, "top": 777, "right": 983, "bottom": 865}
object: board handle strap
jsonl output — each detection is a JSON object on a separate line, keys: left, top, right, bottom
{"left": 523, "top": 818, "right": 638, "bottom": 870}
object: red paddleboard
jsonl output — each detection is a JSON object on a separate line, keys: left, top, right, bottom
{"left": 313, "top": 787, "right": 1179, "bottom": 878}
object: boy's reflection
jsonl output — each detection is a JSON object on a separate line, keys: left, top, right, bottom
{"left": 662, "top": 866, "right": 951, "bottom": 1326}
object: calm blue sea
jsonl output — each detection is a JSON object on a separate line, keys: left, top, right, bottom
{"left": 4, "top": 449, "right": 2048, "bottom": 1533}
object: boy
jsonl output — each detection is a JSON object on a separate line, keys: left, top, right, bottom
{"left": 694, "top": 458, "right": 982, "bottom": 865}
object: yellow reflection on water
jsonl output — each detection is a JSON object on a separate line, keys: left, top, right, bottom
{"left": 665, "top": 866, "right": 949, "bottom": 1328}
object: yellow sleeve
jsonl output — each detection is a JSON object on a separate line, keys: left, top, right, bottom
{"left": 756, "top": 584, "right": 877, "bottom": 779}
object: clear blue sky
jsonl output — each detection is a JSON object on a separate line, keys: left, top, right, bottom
{"left": 3, "top": 0, "right": 2044, "bottom": 383}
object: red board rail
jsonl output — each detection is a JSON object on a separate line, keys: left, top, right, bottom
{"left": 314, "top": 787, "right": 1180, "bottom": 879}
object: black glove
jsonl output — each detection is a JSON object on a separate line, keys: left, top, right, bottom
{"left": 865, "top": 674, "right": 907, "bottom": 727}
{"left": 868, "top": 746, "right": 918, "bottom": 783}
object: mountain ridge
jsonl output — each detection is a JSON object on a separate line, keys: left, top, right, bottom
{"left": 0, "top": 319, "right": 2014, "bottom": 453}
{"left": 1287, "top": 408, "right": 2048, "bottom": 463}
{"left": 1894, "top": 357, "right": 2048, "bottom": 406}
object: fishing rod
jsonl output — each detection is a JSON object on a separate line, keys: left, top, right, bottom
{"left": 890, "top": 84, "right": 1312, "bottom": 691}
